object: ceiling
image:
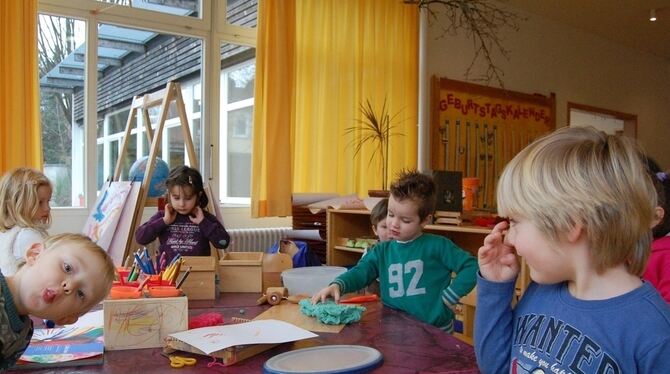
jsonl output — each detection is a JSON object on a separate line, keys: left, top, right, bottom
{"left": 505, "top": 0, "right": 670, "bottom": 62}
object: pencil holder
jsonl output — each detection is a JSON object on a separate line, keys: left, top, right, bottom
{"left": 147, "top": 286, "right": 182, "bottom": 298}
{"left": 109, "top": 286, "right": 142, "bottom": 300}
{"left": 137, "top": 273, "right": 164, "bottom": 287}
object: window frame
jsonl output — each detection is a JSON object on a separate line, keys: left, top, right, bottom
{"left": 38, "top": 0, "right": 257, "bottom": 212}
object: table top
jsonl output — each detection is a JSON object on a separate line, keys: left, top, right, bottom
{"left": 9, "top": 294, "right": 480, "bottom": 373}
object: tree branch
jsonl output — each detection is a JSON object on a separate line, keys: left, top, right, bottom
{"left": 406, "top": 0, "right": 523, "bottom": 87}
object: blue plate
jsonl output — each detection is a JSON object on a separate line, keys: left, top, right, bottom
{"left": 263, "top": 345, "right": 383, "bottom": 374}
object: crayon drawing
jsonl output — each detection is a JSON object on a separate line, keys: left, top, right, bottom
{"left": 82, "top": 182, "right": 132, "bottom": 253}
{"left": 107, "top": 182, "right": 141, "bottom": 265}
{"left": 103, "top": 298, "right": 188, "bottom": 350}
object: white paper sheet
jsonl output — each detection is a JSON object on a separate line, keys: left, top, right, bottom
{"left": 306, "top": 194, "right": 366, "bottom": 214}
{"left": 66, "top": 309, "right": 104, "bottom": 328}
{"left": 363, "top": 197, "right": 385, "bottom": 211}
{"left": 168, "top": 319, "right": 318, "bottom": 354}
{"left": 292, "top": 193, "right": 340, "bottom": 206}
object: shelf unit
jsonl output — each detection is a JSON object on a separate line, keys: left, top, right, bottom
{"left": 326, "top": 208, "right": 493, "bottom": 267}
{"left": 327, "top": 209, "right": 375, "bottom": 267}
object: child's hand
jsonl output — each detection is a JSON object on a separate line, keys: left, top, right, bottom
{"left": 189, "top": 206, "right": 204, "bottom": 224}
{"left": 163, "top": 204, "right": 176, "bottom": 225}
{"left": 478, "top": 220, "right": 519, "bottom": 282}
{"left": 311, "top": 284, "right": 341, "bottom": 304}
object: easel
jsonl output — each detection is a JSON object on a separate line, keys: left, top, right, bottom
{"left": 113, "top": 81, "right": 218, "bottom": 266}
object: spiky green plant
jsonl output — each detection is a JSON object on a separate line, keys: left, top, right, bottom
{"left": 345, "top": 98, "right": 403, "bottom": 190}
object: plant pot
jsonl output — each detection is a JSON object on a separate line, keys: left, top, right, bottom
{"left": 368, "top": 189, "right": 390, "bottom": 198}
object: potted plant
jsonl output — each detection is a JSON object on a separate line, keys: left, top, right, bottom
{"left": 345, "top": 97, "right": 403, "bottom": 194}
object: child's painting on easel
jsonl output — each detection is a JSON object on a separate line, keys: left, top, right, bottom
{"left": 82, "top": 182, "right": 132, "bottom": 249}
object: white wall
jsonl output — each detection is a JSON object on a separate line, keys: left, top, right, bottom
{"left": 426, "top": 3, "right": 670, "bottom": 168}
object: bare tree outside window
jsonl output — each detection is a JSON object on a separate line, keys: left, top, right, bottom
{"left": 38, "top": 15, "right": 83, "bottom": 206}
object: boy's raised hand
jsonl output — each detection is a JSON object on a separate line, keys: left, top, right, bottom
{"left": 478, "top": 220, "right": 520, "bottom": 282}
{"left": 163, "top": 204, "right": 176, "bottom": 225}
{"left": 311, "top": 284, "right": 340, "bottom": 305}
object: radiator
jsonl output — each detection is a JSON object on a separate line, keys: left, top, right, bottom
{"left": 226, "top": 227, "right": 292, "bottom": 252}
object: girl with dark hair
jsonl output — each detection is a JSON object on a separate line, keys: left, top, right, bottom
{"left": 135, "top": 165, "right": 229, "bottom": 263}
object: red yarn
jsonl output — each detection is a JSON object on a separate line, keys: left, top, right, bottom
{"left": 188, "top": 312, "right": 225, "bottom": 329}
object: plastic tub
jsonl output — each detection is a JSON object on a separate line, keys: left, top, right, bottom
{"left": 281, "top": 266, "right": 347, "bottom": 296}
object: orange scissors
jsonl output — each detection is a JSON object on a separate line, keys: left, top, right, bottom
{"left": 167, "top": 354, "right": 197, "bottom": 368}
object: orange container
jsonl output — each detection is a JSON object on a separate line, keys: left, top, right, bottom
{"left": 109, "top": 286, "right": 142, "bottom": 299}
{"left": 462, "top": 177, "right": 480, "bottom": 211}
{"left": 116, "top": 267, "right": 130, "bottom": 283}
{"left": 147, "top": 286, "right": 182, "bottom": 298}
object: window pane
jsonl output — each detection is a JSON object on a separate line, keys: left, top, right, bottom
{"left": 167, "top": 125, "right": 185, "bottom": 168}
{"left": 227, "top": 107, "right": 252, "bottom": 197}
{"left": 120, "top": 133, "right": 137, "bottom": 181}
{"left": 97, "top": 144, "right": 104, "bottom": 189}
{"left": 90, "top": 23, "right": 202, "bottom": 188}
{"left": 109, "top": 140, "right": 119, "bottom": 181}
{"left": 109, "top": 109, "right": 130, "bottom": 134}
{"left": 227, "top": 0, "right": 258, "bottom": 27}
{"left": 38, "top": 15, "right": 86, "bottom": 207}
{"left": 219, "top": 48, "right": 255, "bottom": 202}
{"left": 192, "top": 117, "right": 201, "bottom": 161}
{"left": 95, "top": 0, "right": 201, "bottom": 18}
{"left": 227, "top": 64, "right": 255, "bottom": 103}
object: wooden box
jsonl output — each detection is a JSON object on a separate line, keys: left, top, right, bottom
{"left": 219, "top": 252, "right": 263, "bottom": 292}
{"left": 180, "top": 256, "right": 218, "bottom": 300}
{"left": 103, "top": 296, "right": 188, "bottom": 350}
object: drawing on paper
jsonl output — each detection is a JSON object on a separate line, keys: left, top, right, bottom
{"left": 82, "top": 182, "right": 132, "bottom": 251}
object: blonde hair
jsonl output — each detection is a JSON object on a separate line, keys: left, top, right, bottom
{"left": 497, "top": 126, "right": 656, "bottom": 276}
{"left": 43, "top": 233, "right": 115, "bottom": 308}
{"left": 0, "top": 168, "right": 52, "bottom": 232}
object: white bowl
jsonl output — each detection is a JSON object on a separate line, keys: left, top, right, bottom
{"left": 281, "top": 266, "right": 347, "bottom": 296}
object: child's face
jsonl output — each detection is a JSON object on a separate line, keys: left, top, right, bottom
{"left": 505, "top": 216, "right": 571, "bottom": 284}
{"left": 15, "top": 243, "right": 110, "bottom": 324}
{"left": 387, "top": 195, "right": 430, "bottom": 242}
{"left": 33, "top": 185, "right": 52, "bottom": 224}
{"left": 168, "top": 185, "right": 198, "bottom": 215}
{"left": 372, "top": 218, "right": 390, "bottom": 242}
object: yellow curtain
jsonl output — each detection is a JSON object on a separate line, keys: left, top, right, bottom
{"left": 0, "top": 0, "right": 42, "bottom": 173}
{"left": 252, "top": 0, "right": 418, "bottom": 217}
{"left": 251, "top": 0, "right": 296, "bottom": 217}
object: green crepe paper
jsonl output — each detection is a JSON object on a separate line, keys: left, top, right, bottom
{"left": 298, "top": 299, "right": 366, "bottom": 325}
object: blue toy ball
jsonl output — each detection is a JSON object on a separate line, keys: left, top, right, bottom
{"left": 128, "top": 156, "right": 170, "bottom": 197}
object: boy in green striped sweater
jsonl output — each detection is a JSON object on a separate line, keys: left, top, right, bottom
{"left": 312, "top": 170, "right": 478, "bottom": 332}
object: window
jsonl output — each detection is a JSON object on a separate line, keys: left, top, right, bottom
{"left": 219, "top": 57, "right": 255, "bottom": 203}
{"left": 38, "top": 0, "right": 257, "bottom": 211}
{"left": 94, "top": 21, "right": 203, "bottom": 189}
{"left": 95, "top": 0, "right": 201, "bottom": 18}
{"left": 38, "top": 14, "right": 86, "bottom": 207}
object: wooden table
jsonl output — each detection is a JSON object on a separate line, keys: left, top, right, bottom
{"left": 10, "top": 294, "right": 480, "bottom": 373}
